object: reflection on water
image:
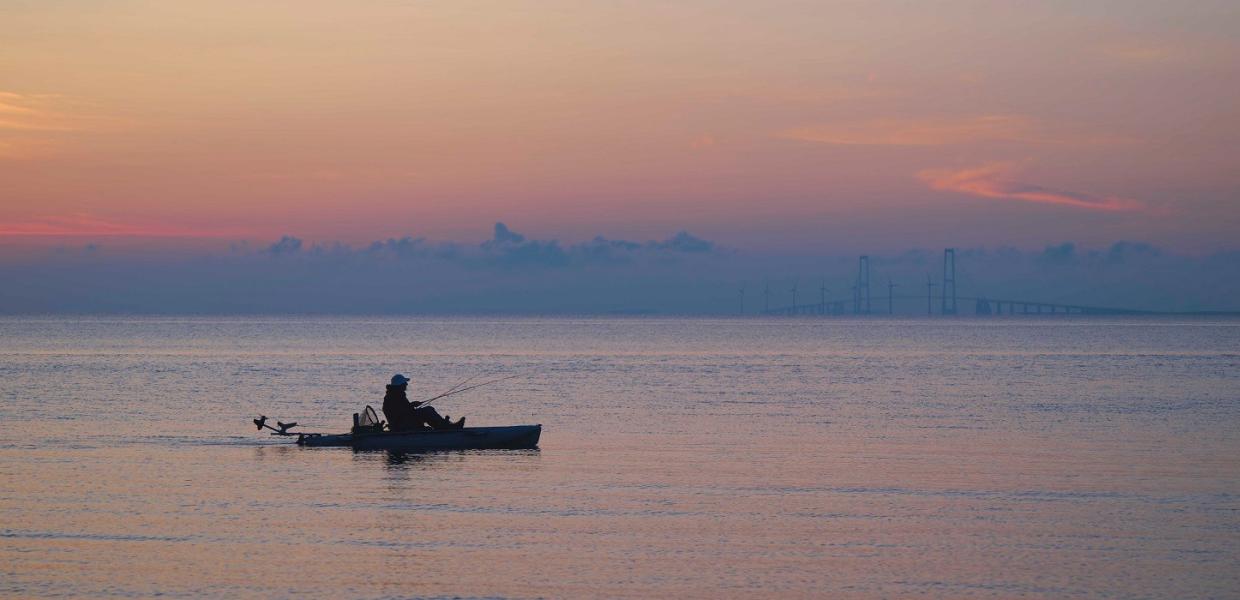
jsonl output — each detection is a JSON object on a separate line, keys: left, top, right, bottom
{"left": 376, "top": 448, "right": 542, "bottom": 469}
{"left": 382, "top": 449, "right": 430, "bottom": 468}
{"left": 1, "top": 316, "right": 1238, "bottom": 598}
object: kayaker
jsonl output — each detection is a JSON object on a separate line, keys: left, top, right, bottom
{"left": 382, "top": 374, "right": 465, "bottom": 431}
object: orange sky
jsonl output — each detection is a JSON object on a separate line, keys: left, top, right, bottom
{"left": 2, "top": 1, "right": 1238, "bottom": 252}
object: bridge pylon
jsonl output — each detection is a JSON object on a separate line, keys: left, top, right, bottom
{"left": 941, "top": 248, "right": 957, "bottom": 315}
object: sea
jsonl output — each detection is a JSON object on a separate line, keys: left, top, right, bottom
{"left": 1, "top": 316, "right": 1238, "bottom": 599}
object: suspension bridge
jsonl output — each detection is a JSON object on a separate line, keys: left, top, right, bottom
{"left": 757, "top": 248, "right": 1187, "bottom": 317}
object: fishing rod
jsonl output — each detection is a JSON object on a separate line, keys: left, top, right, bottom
{"left": 417, "top": 374, "right": 519, "bottom": 408}
{"left": 413, "top": 371, "right": 481, "bottom": 405}
{"left": 440, "top": 372, "right": 483, "bottom": 398}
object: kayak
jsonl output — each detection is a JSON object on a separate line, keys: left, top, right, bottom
{"left": 296, "top": 424, "right": 541, "bottom": 451}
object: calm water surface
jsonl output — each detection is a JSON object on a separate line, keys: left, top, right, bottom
{"left": 1, "top": 317, "right": 1238, "bottom": 598}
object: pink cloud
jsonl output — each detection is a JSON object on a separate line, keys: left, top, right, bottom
{"left": 0, "top": 92, "right": 123, "bottom": 160}
{"left": 0, "top": 214, "right": 249, "bottom": 237}
{"left": 778, "top": 115, "right": 1134, "bottom": 147}
{"left": 779, "top": 115, "right": 1037, "bottom": 146}
{"left": 917, "top": 163, "right": 1144, "bottom": 212}
{"left": 0, "top": 92, "right": 100, "bottom": 133}
{"left": 690, "top": 134, "right": 717, "bottom": 149}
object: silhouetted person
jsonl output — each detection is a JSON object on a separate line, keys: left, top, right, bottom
{"left": 382, "top": 374, "right": 465, "bottom": 432}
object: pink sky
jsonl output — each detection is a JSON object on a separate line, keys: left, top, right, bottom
{"left": 1, "top": 1, "right": 1238, "bottom": 253}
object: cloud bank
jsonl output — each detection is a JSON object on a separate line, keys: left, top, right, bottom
{"left": 0, "top": 223, "right": 732, "bottom": 314}
{"left": 264, "top": 223, "right": 719, "bottom": 269}
{"left": 1, "top": 223, "right": 1236, "bottom": 314}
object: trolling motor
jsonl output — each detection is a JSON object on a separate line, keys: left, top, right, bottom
{"left": 253, "top": 415, "right": 299, "bottom": 436}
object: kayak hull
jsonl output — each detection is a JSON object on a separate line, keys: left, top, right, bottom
{"left": 297, "top": 424, "right": 541, "bottom": 451}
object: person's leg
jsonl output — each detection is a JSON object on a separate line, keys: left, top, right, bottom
{"left": 413, "top": 406, "right": 454, "bottom": 429}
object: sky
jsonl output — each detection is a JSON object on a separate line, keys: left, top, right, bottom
{"left": 1, "top": 1, "right": 1238, "bottom": 313}
{"left": 2, "top": 0, "right": 1237, "bottom": 253}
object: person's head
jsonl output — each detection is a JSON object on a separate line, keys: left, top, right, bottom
{"left": 390, "top": 374, "right": 411, "bottom": 387}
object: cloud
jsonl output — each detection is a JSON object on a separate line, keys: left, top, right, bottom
{"left": 690, "top": 134, "right": 716, "bottom": 149}
{"left": 651, "top": 231, "right": 714, "bottom": 253}
{"left": 1106, "top": 241, "right": 1161, "bottom": 264}
{"left": 0, "top": 92, "right": 101, "bottom": 133}
{"left": 0, "top": 213, "right": 248, "bottom": 237}
{"left": 489, "top": 222, "right": 526, "bottom": 245}
{"left": 265, "top": 235, "right": 303, "bottom": 255}
{"left": 779, "top": 115, "right": 1036, "bottom": 146}
{"left": 0, "top": 93, "right": 66, "bottom": 132}
{"left": 2, "top": 234, "right": 1236, "bottom": 314}
{"left": 917, "top": 162, "right": 1144, "bottom": 212}
{"left": 1099, "top": 44, "right": 1180, "bottom": 64}
{"left": 0, "top": 92, "right": 122, "bottom": 160}
{"left": 470, "top": 223, "right": 721, "bottom": 268}
{"left": 572, "top": 237, "right": 644, "bottom": 264}
{"left": 1037, "top": 242, "right": 1077, "bottom": 266}
{"left": 479, "top": 222, "right": 568, "bottom": 267}
{"left": 778, "top": 115, "right": 1133, "bottom": 147}
{"left": 243, "top": 223, "right": 723, "bottom": 270}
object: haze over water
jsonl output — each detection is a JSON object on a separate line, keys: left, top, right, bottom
{"left": 2, "top": 316, "right": 1238, "bottom": 598}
